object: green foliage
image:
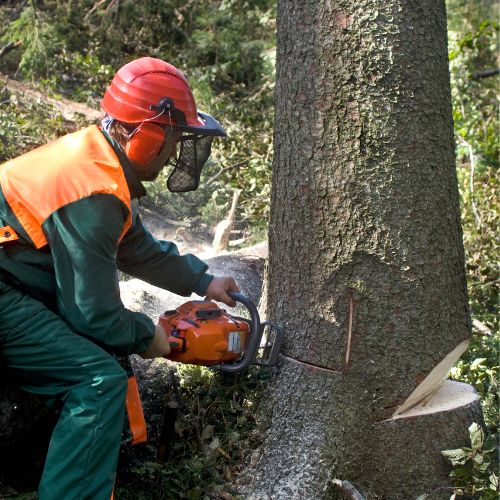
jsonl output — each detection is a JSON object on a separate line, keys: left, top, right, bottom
{"left": 458, "top": 165, "right": 499, "bottom": 333}
{"left": 450, "top": 334, "right": 499, "bottom": 433}
{"left": 1, "top": 1, "right": 63, "bottom": 79}
{"left": 447, "top": 0, "right": 499, "bottom": 420}
{"left": 442, "top": 423, "right": 499, "bottom": 498}
{"left": 115, "top": 365, "right": 271, "bottom": 499}
{"left": 0, "top": 0, "right": 276, "bottom": 224}
{"left": 0, "top": 86, "right": 85, "bottom": 162}
{"left": 449, "top": 20, "right": 499, "bottom": 170}
{"left": 446, "top": 3, "right": 499, "bottom": 496}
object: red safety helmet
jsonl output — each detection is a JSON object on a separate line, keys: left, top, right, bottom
{"left": 101, "top": 57, "right": 225, "bottom": 137}
{"left": 101, "top": 57, "right": 225, "bottom": 192}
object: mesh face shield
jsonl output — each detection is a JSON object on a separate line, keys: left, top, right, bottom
{"left": 166, "top": 134, "right": 214, "bottom": 192}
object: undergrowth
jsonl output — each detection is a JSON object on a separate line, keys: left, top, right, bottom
{"left": 115, "top": 365, "right": 271, "bottom": 500}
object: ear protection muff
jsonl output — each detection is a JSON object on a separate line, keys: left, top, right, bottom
{"left": 125, "top": 122, "right": 166, "bottom": 166}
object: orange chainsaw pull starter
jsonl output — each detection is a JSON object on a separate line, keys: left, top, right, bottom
{"left": 160, "top": 300, "right": 250, "bottom": 366}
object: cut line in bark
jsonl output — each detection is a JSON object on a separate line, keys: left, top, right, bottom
{"left": 344, "top": 295, "right": 354, "bottom": 371}
{"left": 392, "top": 339, "right": 471, "bottom": 417}
{"left": 281, "top": 354, "right": 343, "bottom": 374}
{"left": 386, "top": 380, "right": 479, "bottom": 421}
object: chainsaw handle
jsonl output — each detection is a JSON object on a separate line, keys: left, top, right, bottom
{"left": 212, "top": 291, "right": 262, "bottom": 373}
{"left": 168, "top": 336, "right": 186, "bottom": 353}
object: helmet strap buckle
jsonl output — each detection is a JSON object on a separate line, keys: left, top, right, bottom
{"left": 150, "top": 97, "right": 187, "bottom": 125}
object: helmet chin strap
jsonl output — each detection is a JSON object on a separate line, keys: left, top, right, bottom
{"left": 126, "top": 109, "right": 168, "bottom": 141}
{"left": 101, "top": 115, "right": 114, "bottom": 133}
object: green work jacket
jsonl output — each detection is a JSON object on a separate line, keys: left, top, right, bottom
{"left": 0, "top": 130, "right": 213, "bottom": 355}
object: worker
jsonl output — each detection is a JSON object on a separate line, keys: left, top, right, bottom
{"left": 0, "top": 57, "right": 239, "bottom": 499}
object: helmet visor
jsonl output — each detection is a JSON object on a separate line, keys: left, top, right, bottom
{"left": 166, "top": 134, "right": 213, "bottom": 192}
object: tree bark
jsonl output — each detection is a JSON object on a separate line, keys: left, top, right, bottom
{"left": 244, "top": 0, "right": 481, "bottom": 497}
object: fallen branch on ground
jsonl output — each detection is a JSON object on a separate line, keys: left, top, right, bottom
{"left": 473, "top": 68, "right": 499, "bottom": 79}
{"left": 472, "top": 318, "right": 492, "bottom": 336}
{"left": 0, "top": 41, "right": 22, "bottom": 59}
{"left": 206, "top": 160, "right": 247, "bottom": 185}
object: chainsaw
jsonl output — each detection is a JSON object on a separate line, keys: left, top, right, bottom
{"left": 160, "top": 291, "right": 283, "bottom": 373}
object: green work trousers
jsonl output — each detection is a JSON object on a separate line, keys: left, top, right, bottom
{"left": 0, "top": 280, "right": 128, "bottom": 500}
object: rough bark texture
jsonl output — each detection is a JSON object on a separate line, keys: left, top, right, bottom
{"left": 271, "top": 0, "right": 469, "bottom": 412}
{"left": 245, "top": 0, "right": 478, "bottom": 497}
{"left": 366, "top": 382, "right": 483, "bottom": 498}
{"left": 241, "top": 361, "right": 482, "bottom": 499}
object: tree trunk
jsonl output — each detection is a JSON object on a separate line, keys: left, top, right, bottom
{"left": 244, "top": 0, "right": 481, "bottom": 497}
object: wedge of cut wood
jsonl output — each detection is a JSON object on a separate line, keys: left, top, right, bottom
{"left": 392, "top": 338, "right": 470, "bottom": 417}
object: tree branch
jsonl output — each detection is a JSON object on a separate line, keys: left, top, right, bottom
{"left": 0, "top": 41, "right": 22, "bottom": 59}
{"left": 472, "top": 318, "right": 492, "bottom": 336}
{"left": 473, "top": 68, "right": 499, "bottom": 79}
{"left": 104, "top": 0, "right": 120, "bottom": 14}
{"left": 84, "top": 0, "right": 107, "bottom": 21}
{"left": 206, "top": 160, "right": 247, "bottom": 185}
{"left": 463, "top": 139, "right": 481, "bottom": 228}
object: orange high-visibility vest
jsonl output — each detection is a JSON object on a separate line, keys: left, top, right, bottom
{"left": 0, "top": 125, "right": 132, "bottom": 248}
{"left": 0, "top": 126, "right": 148, "bottom": 445}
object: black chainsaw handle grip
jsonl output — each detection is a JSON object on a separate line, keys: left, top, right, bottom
{"left": 212, "top": 291, "right": 262, "bottom": 374}
{"left": 167, "top": 336, "right": 186, "bottom": 353}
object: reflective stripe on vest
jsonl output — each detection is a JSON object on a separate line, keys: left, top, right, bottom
{"left": 0, "top": 126, "right": 132, "bottom": 249}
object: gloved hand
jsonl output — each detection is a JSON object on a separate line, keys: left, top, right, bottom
{"left": 204, "top": 276, "right": 240, "bottom": 307}
{"left": 139, "top": 323, "right": 172, "bottom": 359}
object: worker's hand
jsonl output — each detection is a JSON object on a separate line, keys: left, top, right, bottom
{"left": 205, "top": 276, "right": 240, "bottom": 307}
{"left": 139, "top": 324, "right": 171, "bottom": 359}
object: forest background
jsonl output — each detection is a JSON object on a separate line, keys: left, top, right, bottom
{"left": 0, "top": 0, "right": 497, "bottom": 498}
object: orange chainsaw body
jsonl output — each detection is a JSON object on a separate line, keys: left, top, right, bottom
{"left": 160, "top": 300, "right": 250, "bottom": 366}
